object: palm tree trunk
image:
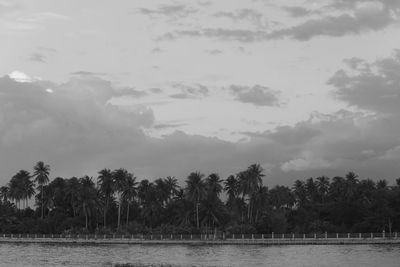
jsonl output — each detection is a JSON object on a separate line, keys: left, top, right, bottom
{"left": 126, "top": 202, "right": 130, "bottom": 227}
{"left": 41, "top": 184, "right": 44, "bottom": 219}
{"left": 117, "top": 200, "right": 121, "bottom": 230}
{"left": 104, "top": 198, "right": 108, "bottom": 228}
{"left": 85, "top": 209, "right": 88, "bottom": 230}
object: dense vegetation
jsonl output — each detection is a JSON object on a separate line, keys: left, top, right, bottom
{"left": 1, "top": 161, "right": 399, "bottom": 235}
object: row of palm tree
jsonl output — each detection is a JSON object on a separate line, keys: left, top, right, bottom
{"left": 1, "top": 162, "right": 400, "bottom": 235}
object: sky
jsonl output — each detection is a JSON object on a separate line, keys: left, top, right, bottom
{"left": 1, "top": 0, "right": 400, "bottom": 186}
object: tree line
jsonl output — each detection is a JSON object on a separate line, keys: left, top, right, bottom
{"left": 1, "top": 161, "right": 400, "bottom": 235}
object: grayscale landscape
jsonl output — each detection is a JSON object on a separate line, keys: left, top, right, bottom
{"left": 1, "top": 0, "right": 400, "bottom": 266}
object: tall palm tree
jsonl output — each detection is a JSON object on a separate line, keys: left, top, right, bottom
{"left": 165, "top": 176, "right": 179, "bottom": 201}
{"left": 97, "top": 168, "right": 114, "bottom": 227}
{"left": 78, "top": 176, "right": 97, "bottom": 230}
{"left": 122, "top": 174, "right": 138, "bottom": 227}
{"left": 239, "top": 164, "right": 264, "bottom": 221}
{"left": 33, "top": 161, "right": 50, "bottom": 219}
{"left": 185, "top": 171, "right": 206, "bottom": 229}
{"left": 8, "top": 170, "right": 31, "bottom": 209}
{"left": 206, "top": 173, "right": 223, "bottom": 198}
{"left": 65, "top": 177, "right": 80, "bottom": 217}
{"left": 112, "top": 168, "right": 129, "bottom": 230}
{"left": 22, "top": 173, "right": 35, "bottom": 209}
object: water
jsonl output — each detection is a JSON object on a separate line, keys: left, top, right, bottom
{"left": 1, "top": 243, "right": 400, "bottom": 267}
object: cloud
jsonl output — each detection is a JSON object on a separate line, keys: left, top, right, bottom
{"left": 328, "top": 50, "right": 400, "bottom": 114}
{"left": 159, "top": 28, "right": 269, "bottom": 42}
{"left": 268, "top": 7, "right": 394, "bottom": 41}
{"left": 283, "top": 6, "right": 316, "bottom": 17}
{"left": 230, "top": 85, "right": 280, "bottom": 106}
{"left": 214, "top": 8, "right": 267, "bottom": 28}
{"left": 205, "top": 49, "right": 222, "bottom": 55}
{"left": 169, "top": 83, "right": 209, "bottom": 99}
{"left": 139, "top": 4, "right": 197, "bottom": 19}
{"left": 281, "top": 155, "right": 333, "bottom": 172}
{"left": 28, "top": 52, "right": 46, "bottom": 63}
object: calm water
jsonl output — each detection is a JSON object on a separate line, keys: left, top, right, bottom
{"left": 1, "top": 243, "right": 400, "bottom": 267}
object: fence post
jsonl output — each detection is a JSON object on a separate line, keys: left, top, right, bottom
{"left": 292, "top": 233, "right": 295, "bottom": 240}
{"left": 303, "top": 233, "right": 305, "bottom": 239}
{"left": 336, "top": 233, "right": 338, "bottom": 239}
{"left": 314, "top": 233, "right": 316, "bottom": 239}
{"left": 371, "top": 233, "right": 373, "bottom": 239}
{"left": 347, "top": 233, "right": 350, "bottom": 239}
{"left": 383, "top": 230, "right": 385, "bottom": 239}
{"left": 282, "top": 234, "right": 284, "bottom": 239}
{"left": 272, "top": 232, "right": 274, "bottom": 239}
{"left": 180, "top": 234, "right": 182, "bottom": 240}
{"left": 252, "top": 234, "right": 254, "bottom": 240}
{"left": 359, "top": 233, "right": 361, "bottom": 239}
{"left": 395, "top": 232, "right": 398, "bottom": 239}
{"left": 262, "top": 234, "right": 264, "bottom": 239}
{"left": 325, "top": 232, "right": 327, "bottom": 239}
{"left": 242, "top": 234, "right": 244, "bottom": 239}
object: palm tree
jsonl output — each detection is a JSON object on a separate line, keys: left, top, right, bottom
{"left": 122, "top": 174, "right": 138, "bottom": 227}
{"left": 112, "top": 168, "right": 129, "bottom": 230}
{"left": 8, "top": 170, "right": 31, "bottom": 209}
{"left": 0, "top": 186, "right": 9, "bottom": 203}
{"left": 97, "top": 169, "right": 114, "bottom": 227}
{"left": 78, "top": 176, "right": 97, "bottom": 230}
{"left": 185, "top": 171, "right": 207, "bottom": 229}
{"left": 33, "top": 161, "right": 50, "bottom": 219}
{"left": 65, "top": 177, "right": 80, "bottom": 217}
{"left": 238, "top": 164, "right": 264, "bottom": 221}
{"left": 206, "top": 173, "right": 223, "bottom": 197}
{"left": 165, "top": 176, "right": 179, "bottom": 201}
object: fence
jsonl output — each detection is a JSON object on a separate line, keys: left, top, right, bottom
{"left": 0, "top": 232, "right": 397, "bottom": 241}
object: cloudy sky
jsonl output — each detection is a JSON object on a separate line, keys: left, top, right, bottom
{"left": 1, "top": 0, "right": 400, "bottom": 186}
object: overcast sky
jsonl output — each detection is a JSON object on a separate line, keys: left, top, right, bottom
{"left": 1, "top": 0, "right": 400, "bottom": 186}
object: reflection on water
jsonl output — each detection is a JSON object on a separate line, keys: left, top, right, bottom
{"left": 1, "top": 243, "right": 400, "bottom": 267}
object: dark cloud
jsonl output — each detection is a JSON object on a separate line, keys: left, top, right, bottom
{"left": 28, "top": 52, "right": 46, "bottom": 63}
{"left": 328, "top": 51, "right": 400, "bottom": 114}
{"left": 70, "top": 71, "right": 106, "bottom": 76}
{"left": 268, "top": 8, "right": 393, "bottom": 41}
{"left": 205, "top": 49, "right": 222, "bottom": 55}
{"left": 169, "top": 83, "right": 209, "bottom": 99}
{"left": 214, "top": 8, "right": 266, "bottom": 28}
{"left": 148, "top": 87, "right": 163, "bottom": 94}
{"left": 230, "top": 85, "right": 280, "bottom": 106}
{"left": 282, "top": 6, "right": 316, "bottom": 17}
{"left": 139, "top": 4, "right": 197, "bottom": 18}
{"left": 160, "top": 28, "right": 269, "bottom": 42}
{"left": 152, "top": 122, "right": 187, "bottom": 130}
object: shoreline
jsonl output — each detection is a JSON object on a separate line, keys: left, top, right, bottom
{"left": 1, "top": 237, "right": 400, "bottom": 246}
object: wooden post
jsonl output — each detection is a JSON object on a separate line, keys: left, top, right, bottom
{"left": 314, "top": 233, "right": 316, "bottom": 239}
{"left": 303, "top": 234, "right": 305, "bottom": 239}
{"left": 252, "top": 234, "right": 254, "bottom": 239}
{"left": 272, "top": 232, "right": 274, "bottom": 239}
{"left": 180, "top": 234, "right": 182, "bottom": 240}
{"left": 347, "top": 233, "right": 350, "bottom": 239}
{"left": 292, "top": 233, "right": 295, "bottom": 240}
{"left": 336, "top": 233, "right": 338, "bottom": 239}
{"left": 359, "top": 233, "right": 361, "bottom": 239}
{"left": 242, "top": 234, "right": 244, "bottom": 239}
{"left": 395, "top": 232, "right": 398, "bottom": 239}
{"left": 383, "top": 230, "right": 385, "bottom": 239}
{"left": 262, "top": 234, "right": 264, "bottom": 239}
{"left": 325, "top": 232, "right": 327, "bottom": 239}
{"left": 371, "top": 233, "right": 373, "bottom": 239}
